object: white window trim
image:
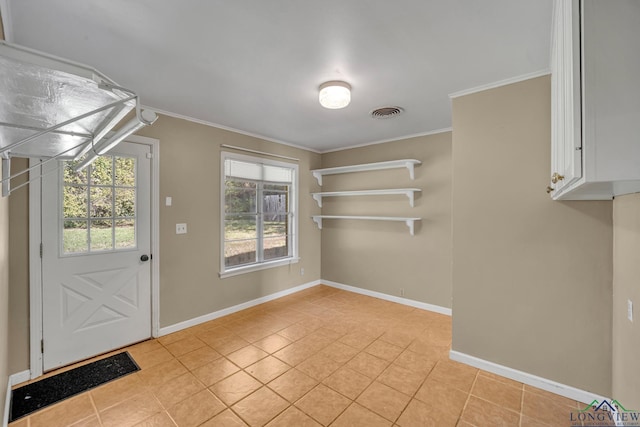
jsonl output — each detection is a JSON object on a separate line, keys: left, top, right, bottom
{"left": 219, "top": 256, "right": 300, "bottom": 279}
{"left": 219, "top": 151, "right": 299, "bottom": 278}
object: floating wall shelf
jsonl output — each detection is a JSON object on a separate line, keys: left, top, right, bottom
{"left": 311, "top": 188, "right": 421, "bottom": 208}
{"left": 311, "top": 159, "right": 421, "bottom": 186}
{"left": 311, "top": 215, "right": 421, "bottom": 236}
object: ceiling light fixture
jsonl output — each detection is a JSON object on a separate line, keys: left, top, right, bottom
{"left": 319, "top": 81, "right": 351, "bottom": 109}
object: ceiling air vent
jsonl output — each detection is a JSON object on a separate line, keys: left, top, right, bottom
{"left": 370, "top": 106, "right": 404, "bottom": 119}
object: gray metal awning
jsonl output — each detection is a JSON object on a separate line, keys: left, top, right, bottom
{"left": 0, "top": 41, "right": 155, "bottom": 196}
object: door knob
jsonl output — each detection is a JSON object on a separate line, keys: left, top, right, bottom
{"left": 140, "top": 254, "right": 150, "bottom": 262}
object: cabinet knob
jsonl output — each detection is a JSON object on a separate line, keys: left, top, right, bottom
{"left": 551, "top": 173, "right": 565, "bottom": 184}
{"left": 546, "top": 186, "right": 555, "bottom": 194}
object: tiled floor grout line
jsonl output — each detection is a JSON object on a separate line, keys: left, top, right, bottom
{"left": 388, "top": 342, "right": 438, "bottom": 427}
{"left": 457, "top": 370, "right": 480, "bottom": 426}
{"left": 87, "top": 393, "right": 103, "bottom": 427}
{"left": 12, "top": 286, "right": 593, "bottom": 427}
{"left": 247, "top": 314, "right": 412, "bottom": 425}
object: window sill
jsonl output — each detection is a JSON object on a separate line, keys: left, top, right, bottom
{"left": 219, "top": 257, "right": 300, "bottom": 279}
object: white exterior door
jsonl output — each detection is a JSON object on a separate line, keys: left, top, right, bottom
{"left": 41, "top": 141, "right": 152, "bottom": 371}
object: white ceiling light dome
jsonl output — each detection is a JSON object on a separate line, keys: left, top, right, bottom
{"left": 319, "top": 81, "right": 351, "bottom": 109}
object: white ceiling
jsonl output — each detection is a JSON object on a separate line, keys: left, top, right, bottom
{"left": 3, "top": 0, "right": 553, "bottom": 152}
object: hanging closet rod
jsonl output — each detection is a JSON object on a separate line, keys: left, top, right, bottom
{"left": 220, "top": 144, "right": 299, "bottom": 162}
{"left": 0, "top": 121, "right": 93, "bottom": 139}
{"left": 0, "top": 95, "right": 137, "bottom": 156}
{"left": 1, "top": 138, "right": 88, "bottom": 196}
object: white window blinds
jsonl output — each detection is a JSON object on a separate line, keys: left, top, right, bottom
{"left": 224, "top": 159, "right": 293, "bottom": 183}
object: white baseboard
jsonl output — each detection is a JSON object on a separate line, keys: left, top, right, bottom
{"left": 159, "top": 280, "right": 322, "bottom": 336}
{"left": 158, "top": 279, "right": 451, "bottom": 338}
{"left": 322, "top": 280, "right": 452, "bottom": 316}
{"left": 2, "top": 370, "right": 30, "bottom": 427}
{"left": 450, "top": 350, "right": 608, "bottom": 405}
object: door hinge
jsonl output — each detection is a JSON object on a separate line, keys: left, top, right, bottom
{"left": 39, "top": 243, "right": 43, "bottom": 258}
{"left": 40, "top": 339, "right": 44, "bottom": 353}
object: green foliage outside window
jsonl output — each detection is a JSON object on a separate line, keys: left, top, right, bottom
{"left": 62, "top": 155, "right": 137, "bottom": 253}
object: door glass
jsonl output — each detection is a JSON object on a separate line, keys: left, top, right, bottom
{"left": 62, "top": 155, "right": 137, "bottom": 254}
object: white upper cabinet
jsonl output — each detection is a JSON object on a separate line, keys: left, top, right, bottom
{"left": 549, "top": 0, "right": 640, "bottom": 200}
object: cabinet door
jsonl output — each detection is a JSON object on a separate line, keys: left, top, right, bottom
{"left": 550, "top": 0, "right": 582, "bottom": 196}
{"left": 582, "top": 0, "right": 640, "bottom": 183}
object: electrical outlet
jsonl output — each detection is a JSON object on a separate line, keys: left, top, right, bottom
{"left": 300, "top": 268, "right": 305, "bottom": 276}
{"left": 628, "top": 299, "right": 634, "bottom": 322}
{"left": 400, "top": 288, "right": 405, "bottom": 297}
{"left": 176, "top": 223, "right": 187, "bottom": 234}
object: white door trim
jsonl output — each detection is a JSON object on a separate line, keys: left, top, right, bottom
{"left": 28, "top": 134, "right": 160, "bottom": 379}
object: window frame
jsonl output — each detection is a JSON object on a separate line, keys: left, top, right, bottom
{"left": 219, "top": 151, "right": 299, "bottom": 278}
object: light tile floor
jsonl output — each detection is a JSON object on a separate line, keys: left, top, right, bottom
{"left": 10, "top": 285, "right": 605, "bottom": 427}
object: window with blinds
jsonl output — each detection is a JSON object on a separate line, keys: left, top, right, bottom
{"left": 221, "top": 152, "right": 298, "bottom": 277}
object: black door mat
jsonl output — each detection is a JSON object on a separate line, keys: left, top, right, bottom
{"left": 9, "top": 351, "right": 139, "bottom": 422}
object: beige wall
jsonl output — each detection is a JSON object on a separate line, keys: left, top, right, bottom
{"left": 7, "top": 115, "right": 322, "bottom": 373}
{"left": 320, "top": 133, "right": 452, "bottom": 308}
{"left": 8, "top": 158, "right": 29, "bottom": 374}
{"left": 612, "top": 193, "right": 640, "bottom": 408}
{"left": 0, "top": 159, "right": 10, "bottom": 424}
{"left": 137, "top": 115, "right": 321, "bottom": 327}
{"left": 451, "top": 76, "right": 613, "bottom": 395}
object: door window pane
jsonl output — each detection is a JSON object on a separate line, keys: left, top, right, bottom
{"left": 90, "top": 219, "right": 113, "bottom": 251}
{"left": 63, "top": 221, "right": 88, "bottom": 254}
{"left": 63, "top": 185, "right": 88, "bottom": 218}
{"left": 115, "top": 157, "right": 136, "bottom": 186}
{"left": 115, "top": 219, "right": 136, "bottom": 249}
{"left": 90, "top": 187, "right": 113, "bottom": 218}
{"left": 90, "top": 156, "right": 113, "bottom": 185}
{"left": 115, "top": 188, "right": 136, "bottom": 218}
{"left": 64, "top": 161, "right": 88, "bottom": 185}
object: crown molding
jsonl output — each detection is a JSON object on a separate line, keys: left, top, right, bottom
{"left": 143, "top": 105, "right": 322, "bottom": 154}
{"left": 320, "top": 127, "right": 453, "bottom": 154}
{"left": 449, "top": 69, "right": 551, "bottom": 99}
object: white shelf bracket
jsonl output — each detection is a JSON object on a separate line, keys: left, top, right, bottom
{"left": 405, "top": 190, "right": 415, "bottom": 207}
{"left": 312, "top": 172, "right": 323, "bottom": 186}
{"left": 406, "top": 161, "right": 416, "bottom": 180}
{"left": 405, "top": 219, "right": 415, "bottom": 236}
{"left": 312, "top": 193, "right": 323, "bottom": 208}
{"left": 312, "top": 216, "right": 323, "bottom": 229}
